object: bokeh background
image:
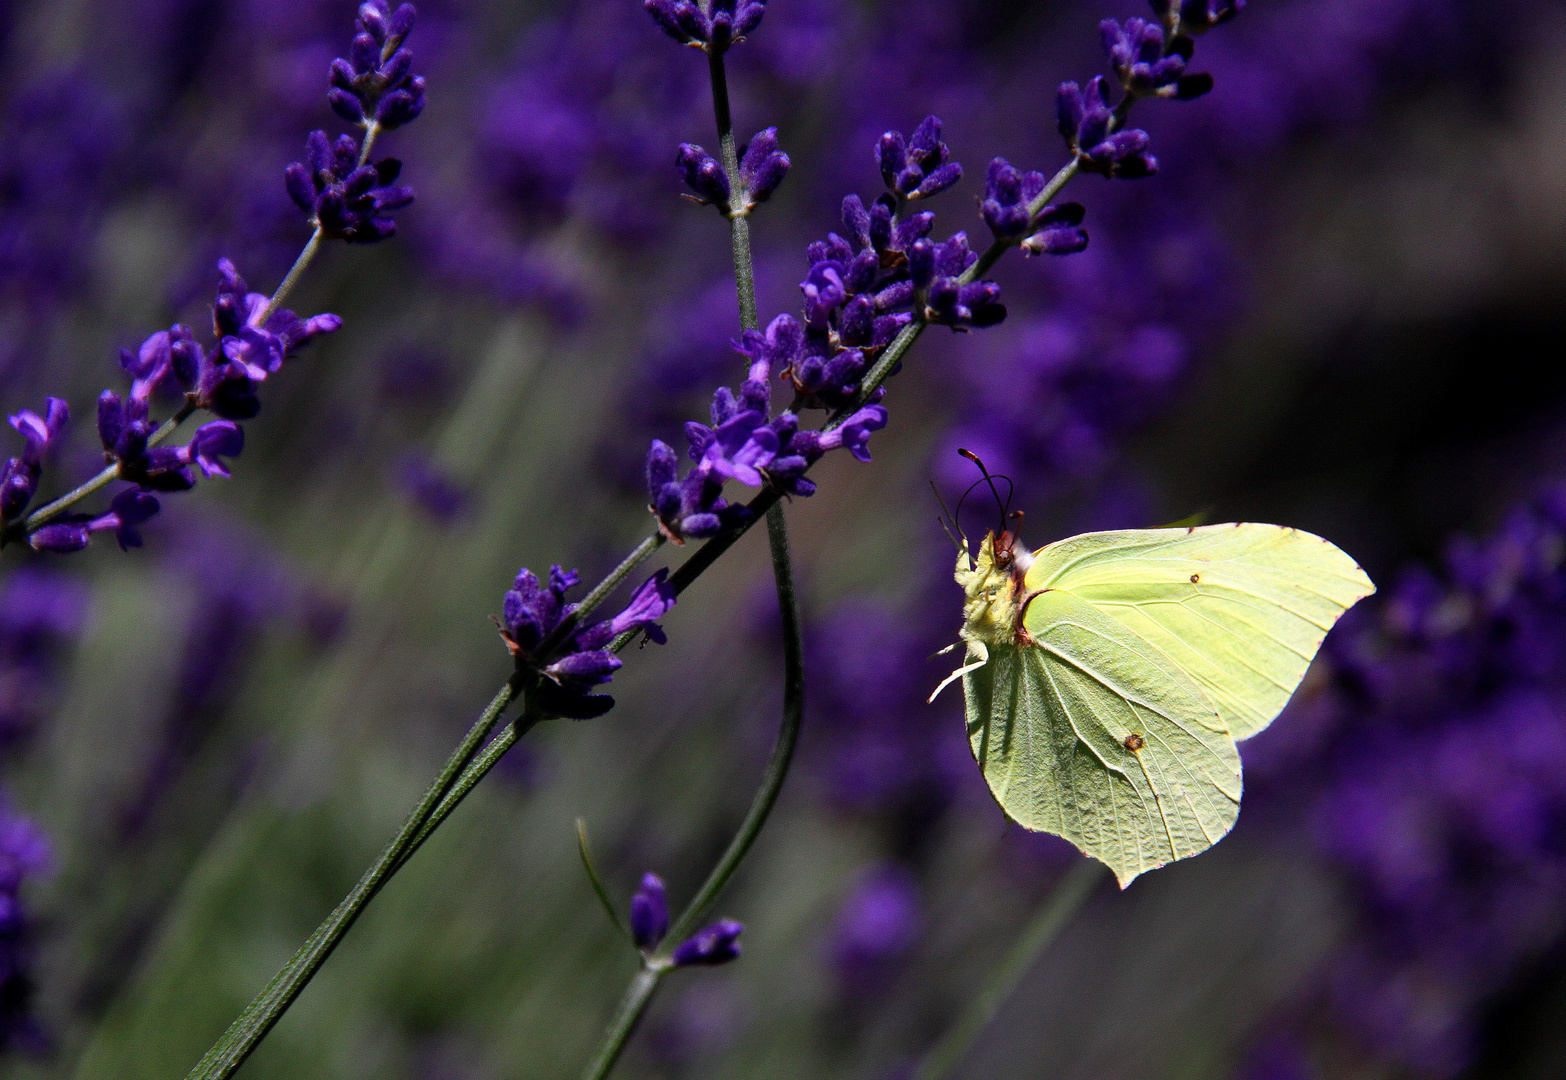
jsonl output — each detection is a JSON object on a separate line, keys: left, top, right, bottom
{"left": 3, "top": 0, "right": 1566, "bottom": 1077}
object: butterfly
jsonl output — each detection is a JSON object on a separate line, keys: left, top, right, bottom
{"left": 932, "top": 508, "right": 1374, "bottom": 887}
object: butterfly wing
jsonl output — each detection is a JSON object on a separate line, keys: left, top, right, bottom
{"left": 963, "top": 588, "right": 1241, "bottom": 887}
{"left": 1026, "top": 523, "right": 1375, "bottom": 740}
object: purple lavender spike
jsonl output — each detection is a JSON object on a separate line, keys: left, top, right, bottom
{"left": 671, "top": 919, "right": 743, "bottom": 966}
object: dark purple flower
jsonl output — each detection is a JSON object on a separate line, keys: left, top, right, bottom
{"left": 1057, "top": 77, "right": 1158, "bottom": 179}
{"left": 28, "top": 486, "right": 159, "bottom": 554}
{"left": 630, "top": 872, "right": 670, "bottom": 949}
{"left": 644, "top": 0, "right": 766, "bottom": 51}
{"left": 502, "top": 566, "right": 675, "bottom": 720}
{"left": 329, "top": 1, "right": 425, "bottom": 130}
{"left": 1, "top": 398, "right": 67, "bottom": 524}
{"left": 980, "top": 158, "right": 1089, "bottom": 251}
{"left": 738, "top": 127, "right": 789, "bottom": 209}
{"left": 674, "top": 143, "right": 731, "bottom": 211}
{"left": 672, "top": 918, "right": 743, "bottom": 966}
{"left": 191, "top": 260, "right": 341, "bottom": 419}
{"left": 645, "top": 439, "right": 750, "bottom": 542}
{"left": 877, "top": 116, "right": 962, "bottom": 200}
{"left": 1020, "top": 203, "right": 1090, "bottom": 256}
{"left": 285, "top": 131, "right": 414, "bottom": 243}
{"left": 1101, "top": 18, "right": 1213, "bottom": 100}
{"left": 180, "top": 421, "right": 245, "bottom": 480}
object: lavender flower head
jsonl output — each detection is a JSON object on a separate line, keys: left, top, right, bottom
{"left": 1100, "top": 17, "right": 1213, "bottom": 100}
{"left": 1, "top": 399, "right": 67, "bottom": 525}
{"left": 878, "top": 116, "right": 962, "bottom": 200}
{"left": 28, "top": 487, "right": 160, "bottom": 554}
{"left": 500, "top": 567, "right": 676, "bottom": 719}
{"left": 671, "top": 918, "right": 743, "bottom": 967}
{"left": 329, "top": 1, "right": 426, "bottom": 130}
{"left": 980, "top": 158, "right": 1089, "bottom": 254}
{"left": 630, "top": 872, "right": 670, "bottom": 950}
{"left": 674, "top": 128, "right": 789, "bottom": 217}
{"left": 1057, "top": 77, "right": 1158, "bottom": 179}
{"left": 644, "top": 0, "right": 767, "bottom": 52}
{"left": 285, "top": 131, "right": 414, "bottom": 244}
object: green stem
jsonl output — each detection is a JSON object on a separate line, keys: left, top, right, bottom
{"left": 183, "top": 679, "right": 520, "bottom": 1080}
{"left": 578, "top": 506, "right": 806, "bottom": 1080}
{"left": 579, "top": 969, "right": 664, "bottom": 1080}
{"left": 911, "top": 861, "right": 1103, "bottom": 1080}
{"left": 707, "top": 48, "right": 758, "bottom": 331}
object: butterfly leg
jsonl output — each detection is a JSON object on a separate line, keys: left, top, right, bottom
{"left": 927, "top": 642, "right": 989, "bottom": 704}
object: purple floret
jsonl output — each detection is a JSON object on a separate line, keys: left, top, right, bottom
{"left": 672, "top": 919, "right": 743, "bottom": 966}
{"left": 285, "top": 130, "right": 414, "bottom": 243}
{"left": 644, "top": 0, "right": 766, "bottom": 51}
{"left": 877, "top": 116, "right": 962, "bottom": 200}
{"left": 1101, "top": 17, "right": 1213, "bottom": 100}
{"left": 1057, "top": 77, "right": 1158, "bottom": 179}
{"left": 674, "top": 143, "right": 731, "bottom": 211}
{"left": 630, "top": 872, "right": 670, "bottom": 949}
{"left": 738, "top": 127, "right": 789, "bottom": 209}
{"left": 500, "top": 566, "right": 677, "bottom": 720}
{"left": 28, "top": 486, "right": 160, "bottom": 554}
{"left": 329, "top": 1, "right": 426, "bottom": 129}
{"left": 1, "top": 398, "right": 68, "bottom": 524}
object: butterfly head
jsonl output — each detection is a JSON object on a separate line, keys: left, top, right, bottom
{"left": 955, "top": 529, "right": 1033, "bottom": 647}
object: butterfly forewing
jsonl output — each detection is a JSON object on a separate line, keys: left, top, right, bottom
{"left": 963, "top": 588, "right": 1241, "bottom": 887}
{"left": 1025, "top": 523, "right": 1375, "bottom": 740}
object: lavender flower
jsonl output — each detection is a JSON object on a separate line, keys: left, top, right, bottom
{"left": 1, "top": 399, "right": 67, "bottom": 524}
{"left": 674, "top": 143, "right": 731, "bottom": 212}
{"left": 911, "top": 234, "right": 1006, "bottom": 329}
{"left": 877, "top": 116, "right": 962, "bottom": 200}
{"left": 189, "top": 261, "right": 342, "bottom": 421}
{"left": 285, "top": 130, "right": 414, "bottom": 243}
{"left": 644, "top": 0, "right": 767, "bottom": 52}
{"left": 28, "top": 487, "right": 160, "bottom": 554}
{"left": 671, "top": 918, "right": 743, "bottom": 966}
{"left": 630, "top": 872, "right": 670, "bottom": 949}
{"left": 737, "top": 127, "right": 789, "bottom": 210}
{"left": 328, "top": 1, "right": 426, "bottom": 130}
{"left": 1057, "top": 77, "right": 1158, "bottom": 179}
{"left": 500, "top": 567, "right": 677, "bottom": 719}
{"left": 979, "top": 158, "right": 1089, "bottom": 254}
{"left": 1100, "top": 17, "right": 1212, "bottom": 100}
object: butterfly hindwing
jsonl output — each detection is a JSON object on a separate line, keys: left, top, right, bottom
{"left": 963, "top": 588, "right": 1241, "bottom": 887}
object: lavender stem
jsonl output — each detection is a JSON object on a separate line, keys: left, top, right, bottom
{"left": 183, "top": 678, "right": 523, "bottom": 1080}
{"left": 579, "top": 505, "right": 806, "bottom": 1080}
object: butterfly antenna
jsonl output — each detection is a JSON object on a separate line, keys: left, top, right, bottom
{"left": 930, "top": 481, "right": 964, "bottom": 551}
{"left": 958, "top": 448, "right": 1015, "bottom": 537}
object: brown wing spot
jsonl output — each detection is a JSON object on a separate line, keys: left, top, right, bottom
{"left": 1124, "top": 733, "right": 1145, "bottom": 752}
{"left": 1189, "top": 572, "right": 1200, "bottom": 584}
{"left": 1187, "top": 525, "right": 1196, "bottom": 534}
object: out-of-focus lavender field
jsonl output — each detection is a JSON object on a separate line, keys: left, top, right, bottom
{"left": 3, "top": 0, "right": 1566, "bottom": 1077}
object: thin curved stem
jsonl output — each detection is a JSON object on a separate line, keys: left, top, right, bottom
{"left": 911, "top": 861, "right": 1103, "bottom": 1080}
{"left": 578, "top": 505, "right": 806, "bottom": 1080}
{"left": 183, "top": 678, "right": 521, "bottom": 1080}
